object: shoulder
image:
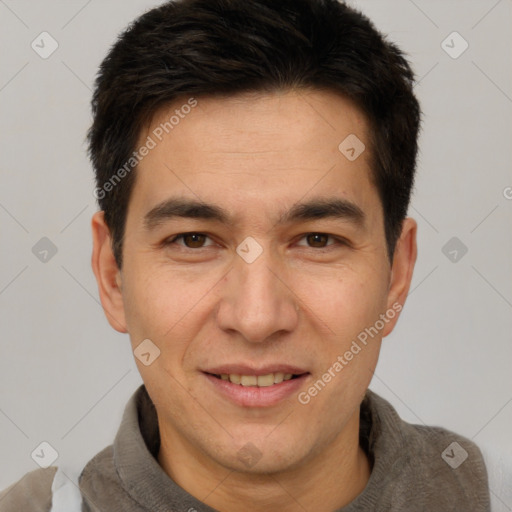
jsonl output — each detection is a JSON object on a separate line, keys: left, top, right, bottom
{"left": 404, "top": 421, "right": 489, "bottom": 481}
{"left": 0, "top": 466, "right": 57, "bottom": 512}
{"left": 364, "top": 390, "right": 491, "bottom": 511}
{"left": 402, "top": 423, "right": 490, "bottom": 509}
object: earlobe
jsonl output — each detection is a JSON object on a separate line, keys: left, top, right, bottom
{"left": 91, "top": 211, "right": 128, "bottom": 333}
{"left": 382, "top": 217, "right": 418, "bottom": 337}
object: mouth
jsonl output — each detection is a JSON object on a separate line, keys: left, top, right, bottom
{"left": 206, "top": 372, "right": 304, "bottom": 387}
{"left": 202, "top": 367, "right": 310, "bottom": 407}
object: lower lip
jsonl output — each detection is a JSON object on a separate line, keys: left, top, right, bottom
{"left": 203, "top": 373, "right": 309, "bottom": 407}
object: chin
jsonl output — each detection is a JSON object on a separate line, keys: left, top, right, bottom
{"left": 214, "top": 436, "right": 310, "bottom": 476}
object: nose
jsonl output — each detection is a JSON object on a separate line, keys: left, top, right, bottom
{"left": 215, "top": 247, "right": 299, "bottom": 344}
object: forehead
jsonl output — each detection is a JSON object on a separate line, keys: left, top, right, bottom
{"left": 144, "top": 89, "right": 369, "bottom": 157}
{"left": 131, "top": 89, "right": 378, "bottom": 224}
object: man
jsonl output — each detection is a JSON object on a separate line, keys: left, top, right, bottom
{"left": 0, "top": 0, "right": 490, "bottom": 510}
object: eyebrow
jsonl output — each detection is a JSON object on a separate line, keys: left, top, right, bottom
{"left": 144, "top": 198, "right": 230, "bottom": 230}
{"left": 278, "top": 197, "right": 365, "bottom": 227}
{"left": 143, "top": 196, "right": 365, "bottom": 231}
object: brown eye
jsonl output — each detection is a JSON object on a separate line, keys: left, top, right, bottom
{"left": 295, "top": 233, "right": 347, "bottom": 250}
{"left": 306, "top": 233, "right": 329, "bottom": 248}
{"left": 181, "top": 233, "right": 207, "bottom": 248}
{"left": 165, "top": 232, "right": 214, "bottom": 249}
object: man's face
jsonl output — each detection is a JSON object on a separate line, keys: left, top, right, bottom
{"left": 97, "top": 90, "right": 408, "bottom": 474}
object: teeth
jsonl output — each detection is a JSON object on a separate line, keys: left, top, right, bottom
{"left": 219, "top": 372, "right": 298, "bottom": 387}
{"left": 274, "top": 372, "right": 284, "bottom": 383}
{"left": 257, "top": 374, "right": 274, "bottom": 387}
{"left": 240, "top": 375, "right": 258, "bottom": 386}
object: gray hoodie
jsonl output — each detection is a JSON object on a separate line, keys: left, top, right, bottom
{"left": 0, "top": 385, "right": 490, "bottom": 511}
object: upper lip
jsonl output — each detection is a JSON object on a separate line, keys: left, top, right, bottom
{"left": 203, "top": 364, "right": 309, "bottom": 376}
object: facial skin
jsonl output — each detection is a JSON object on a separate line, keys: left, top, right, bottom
{"left": 92, "top": 89, "right": 417, "bottom": 511}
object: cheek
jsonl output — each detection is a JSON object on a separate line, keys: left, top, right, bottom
{"left": 293, "top": 264, "right": 389, "bottom": 341}
{"left": 121, "top": 261, "right": 221, "bottom": 349}
{"left": 120, "top": 267, "right": 202, "bottom": 394}
{"left": 120, "top": 261, "right": 180, "bottom": 342}
{"left": 295, "top": 269, "right": 386, "bottom": 423}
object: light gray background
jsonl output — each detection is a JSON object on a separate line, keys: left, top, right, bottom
{"left": 1, "top": 0, "right": 511, "bottom": 509}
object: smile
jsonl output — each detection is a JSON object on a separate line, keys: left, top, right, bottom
{"left": 203, "top": 370, "right": 310, "bottom": 407}
{"left": 210, "top": 372, "right": 300, "bottom": 387}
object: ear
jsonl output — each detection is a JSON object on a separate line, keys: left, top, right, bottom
{"left": 91, "top": 211, "right": 128, "bottom": 333}
{"left": 382, "top": 217, "right": 417, "bottom": 337}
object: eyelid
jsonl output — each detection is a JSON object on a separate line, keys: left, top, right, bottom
{"left": 164, "top": 231, "right": 349, "bottom": 250}
{"left": 295, "top": 233, "right": 344, "bottom": 247}
{"left": 165, "top": 232, "right": 216, "bottom": 248}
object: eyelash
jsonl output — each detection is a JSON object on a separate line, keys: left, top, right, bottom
{"left": 163, "top": 232, "right": 348, "bottom": 250}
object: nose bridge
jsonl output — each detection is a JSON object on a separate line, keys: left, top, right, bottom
{"left": 217, "top": 243, "right": 298, "bottom": 343}
{"left": 239, "top": 253, "right": 281, "bottom": 310}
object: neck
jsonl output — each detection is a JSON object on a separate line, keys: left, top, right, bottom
{"left": 157, "top": 408, "right": 371, "bottom": 512}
